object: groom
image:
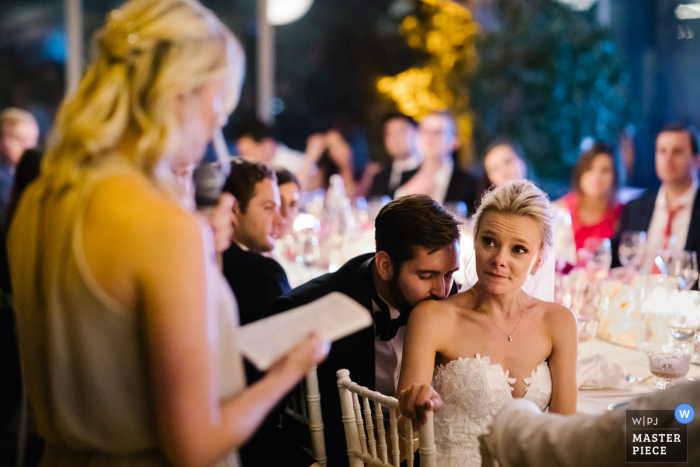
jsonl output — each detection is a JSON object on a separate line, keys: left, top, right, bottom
{"left": 265, "top": 194, "right": 461, "bottom": 466}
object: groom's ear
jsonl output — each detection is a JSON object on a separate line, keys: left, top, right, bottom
{"left": 375, "top": 251, "right": 395, "bottom": 281}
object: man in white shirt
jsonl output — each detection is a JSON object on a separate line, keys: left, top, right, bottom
{"left": 480, "top": 380, "right": 700, "bottom": 467}
{"left": 367, "top": 112, "right": 422, "bottom": 199}
{"left": 612, "top": 124, "right": 700, "bottom": 281}
{"left": 396, "top": 111, "right": 479, "bottom": 213}
{"left": 233, "top": 119, "right": 306, "bottom": 174}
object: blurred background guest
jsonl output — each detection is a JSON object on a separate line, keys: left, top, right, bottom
{"left": 483, "top": 141, "right": 528, "bottom": 188}
{"left": 395, "top": 111, "right": 478, "bottom": 213}
{"left": 222, "top": 160, "right": 289, "bottom": 326}
{"left": 298, "top": 129, "right": 355, "bottom": 196}
{"left": 367, "top": 112, "right": 421, "bottom": 200}
{"left": 275, "top": 168, "right": 301, "bottom": 238}
{"left": 558, "top": 142, "right": 622, "bottom": 253}
{"left": 0, "top": 108, "right": 39, "bottom": 225}
{"left": 234, "top": 118, "right": 305, "bottom": 175}
{"left": 612, "top": 124, "right": 700, "bottom": 271}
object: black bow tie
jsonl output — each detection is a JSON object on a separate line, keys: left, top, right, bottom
{"left": 373, "top": 291, "right": 409, "bottom": 341}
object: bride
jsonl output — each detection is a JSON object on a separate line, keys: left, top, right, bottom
{"left": 397, "top": 180, "right": 578, "bottom": 467}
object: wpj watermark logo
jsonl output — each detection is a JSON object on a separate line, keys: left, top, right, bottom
{"left": 625, "top": 404, "right": 694, "bottom": 463}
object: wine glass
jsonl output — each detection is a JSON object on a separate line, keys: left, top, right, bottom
{"left": 668, "top": 309, "right": 699, "bottom": 354}
{"left": 584, "top": 238, "right": 612, "bottom": 281}
{"left": 618, "top": 231, "right": 647, "bottom": 271}
{"left": 673, "top": 251, "right": 698, "bottom": 291}
{"left": 298, "top": 232, "right": 320, "bottom": 267}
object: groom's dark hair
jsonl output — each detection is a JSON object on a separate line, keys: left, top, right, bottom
{"left": 375, "top": 194, "right": 461, "bottom": 268}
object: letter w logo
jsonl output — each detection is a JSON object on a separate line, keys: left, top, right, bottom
{"left": 680, "top": 409, "right": 691, "bottom": 418}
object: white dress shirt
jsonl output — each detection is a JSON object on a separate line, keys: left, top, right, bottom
{"left": 388, "top": 153, "right": 422, "bottom": 191}
{"left": 373, "top": 295, "right": 405, "bottom": 398}
{"left": 431, "top": 159, "right": 454, "bottom": 205}
{"left": 394, "top": 158, "right": 453, "bottom": 204}
{"left": 270, "top": 144, "right": 305, "bottom": 174}
{"left": 642, "top": 182, "right": 698, "bottom": 273}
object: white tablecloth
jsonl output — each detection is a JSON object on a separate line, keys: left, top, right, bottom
{"left": 576, "top": 339, "right": 700, "bottom": 415}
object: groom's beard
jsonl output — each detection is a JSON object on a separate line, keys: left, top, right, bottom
{"left": 387, "top": 275, "right": 443, "bottom": 316}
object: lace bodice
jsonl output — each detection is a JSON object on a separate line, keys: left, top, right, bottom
{"left": 432, "top": 354, "right": 552, "bottom": 467}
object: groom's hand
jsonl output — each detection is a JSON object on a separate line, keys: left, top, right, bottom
{"left": 398, "top": 383, "right": 443, "bottom": 425}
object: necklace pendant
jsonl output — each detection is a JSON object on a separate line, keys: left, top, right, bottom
{"left": 508, "top": 336, "right": 513, "bottom": 342}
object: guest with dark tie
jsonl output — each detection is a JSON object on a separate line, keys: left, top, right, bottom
{"left": 395, "top": 111, "right": 479, "bottom": 213}
{"left": 612, "top": 124, "right": 700, "bottom": 274}
{"left": 221, "top": 159, "right": 290, "bottom": 326}
{"left": 266, "top": 194, "right": 462, "bottom": 465}
{"left": 367, "top": 112, "right": 421, "bottom": 200}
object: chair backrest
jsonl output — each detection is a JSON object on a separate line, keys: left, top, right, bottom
{"left": 336, "top": 369, "right": 436, "bottom": 467}
{"left": 284, "top": 367, "right": 327, "bottom": 467}
{"left": 305, "top": 367, "right": 327, "bottom": 467}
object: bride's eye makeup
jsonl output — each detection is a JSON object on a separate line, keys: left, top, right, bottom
{"left": 481, "top": 236, "right": 496, "bottom": 247}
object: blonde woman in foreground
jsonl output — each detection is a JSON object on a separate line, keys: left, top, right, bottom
{"left": 7, "top": 1, "right": 327, "bottom": 466}
{"left": 397, "top": 180, "right": 578, "bottom": 467}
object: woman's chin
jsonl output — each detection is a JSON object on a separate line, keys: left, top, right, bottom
{"left": 479, "top": 276, "right": 521, "bottom": 295}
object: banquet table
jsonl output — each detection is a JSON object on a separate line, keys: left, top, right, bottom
{"left": 576, "top": 338, "right": 700, "bottom": 415}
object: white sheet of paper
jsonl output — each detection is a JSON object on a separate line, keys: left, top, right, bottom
{"left": 234, "top": 292, "right": 373, "bottom": 370}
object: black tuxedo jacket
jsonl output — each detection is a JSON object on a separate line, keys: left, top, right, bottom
{"left": 265, "top": 254, "right": 377, "bottom": 466}
{"left": 222, "top": 243, "right": 313, "bottom": 467}
{"left": 445, "top": 167, "right": 479, "bottom": 215}
{"left": 222, "top": 242, "right": 291, "bottom": 326}
{"left": 265, "top": 253, "right": 457, "bottom": 466}
{"left": 611, "top": 188, "right": 700, "bottom": 270}
{"left": 367, "top": 165, "right": 420, "bottom": 200}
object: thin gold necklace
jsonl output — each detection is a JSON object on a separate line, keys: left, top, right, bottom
{"left": 483, "top": 306, "right": 525, "bottom": 342}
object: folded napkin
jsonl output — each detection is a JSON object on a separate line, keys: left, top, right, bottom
{"left": 577, "top": 354, "right": 630, "bottom": 390}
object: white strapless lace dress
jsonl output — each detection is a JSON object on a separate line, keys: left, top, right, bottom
{"left": 432, "top": 354, "right": 552, "bottom": 467}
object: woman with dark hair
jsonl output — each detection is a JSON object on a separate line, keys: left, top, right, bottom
{"left": 558, "top": 142, "right": 623, "bottom": 252}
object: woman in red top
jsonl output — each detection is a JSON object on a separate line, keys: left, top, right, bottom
{"left": 559, "top": 143, "right": 623, "bottom": 252}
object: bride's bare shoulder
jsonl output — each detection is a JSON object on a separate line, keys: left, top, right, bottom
{"left": 408, "top": 291, "right": 469, "bottom": 328}
{"left": 531, "top": 298, "right": 577, "bottom": 333}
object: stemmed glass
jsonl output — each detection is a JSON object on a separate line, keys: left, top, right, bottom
{"left": 648, "top": 350, "right": 691, "bottom": 390}
{"left": 584, "top": 238, "right": 612, "bottom": 281}
{"left": 618, "top": 231, "right": 646, "bottom": 271}
{"left": 300, "top": 232, "right": 321, "bottom": 267}
{"left": 670, "top": 251, "right": 699, "bottom": 291}
{"left": 668, "top": 309, "right": 700, "bottom": 354}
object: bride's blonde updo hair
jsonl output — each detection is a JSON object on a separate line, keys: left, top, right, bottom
{"left": 42, "top": 0, "right": 244, "bottom": 191}
{"left": 473, "top": 180, "right": 554, "bottom": 269}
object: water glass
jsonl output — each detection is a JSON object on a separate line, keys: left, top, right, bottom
{"left": 584, "top": 238, "right": 612, "bottom": 281}
{"left": 673, "top": 251, "right": 698, "bottom": 291}
{"left": 668, "top": 311, "right": 699, "bottom": 354}
{"left": 647, "top": 351, "right": 691, "bottom": 389}
{"left": 618, "top": 231, "right": 647, "bottom": 271}
{"left": 297, "top": 231, "right": 320, "bottom": 267}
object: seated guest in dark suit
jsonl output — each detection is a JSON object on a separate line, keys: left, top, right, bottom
{"left": 266, "top": 194, "right": 462, "bottom": 466}
{"left": 222, "top": 160, "right": 312, "bottom": 467}
{"left": 612, "top": 124, "right": 700, "bottom": 279}
{"left": 368, "top": 112, "right": 421, "bottom": 200}
{"left": 395, "top": 111, "right": 479, "bottom": 213}
{"left": 222, "top": 159, "right": 290, "bottom": 326}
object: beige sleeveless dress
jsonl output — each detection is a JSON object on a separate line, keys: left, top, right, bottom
{"left": 7, "top": 160, "right": 245, "bottom": 467}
